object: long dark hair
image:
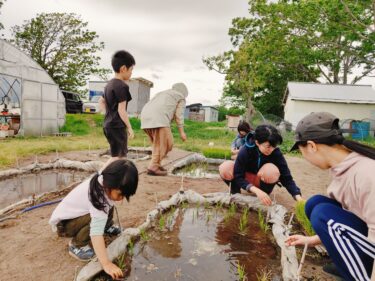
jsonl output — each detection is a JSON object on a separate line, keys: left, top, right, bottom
{"left": 299, "top": 134, "right": 375, "bottom": 160}
{"left": 254, "top": 124, "right": 283, "bottom": 147}
{"left": 89, "top": 159, "right": 139, "bottom": 212}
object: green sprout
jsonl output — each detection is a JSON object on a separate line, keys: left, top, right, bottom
{"left": 237, "top": 262, "right": 247, "bottom": 281}
{"left": 140, "top": 228, "right": 150, "bottom": 242}
{"left": 258, "top": 209, "right": 270, "bottom": 233}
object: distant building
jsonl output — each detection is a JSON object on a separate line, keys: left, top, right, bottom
{"left": 184, "top": 103, "right": 219, "bottom": 122}
{"left": 283, "top": 82, "right": 375, "bottom": 134}
{"left": 89, "top": 77, "right": 153, "bottom": 116}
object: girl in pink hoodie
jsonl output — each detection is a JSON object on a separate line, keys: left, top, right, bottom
{"left": 285, "top": 112, "right": 375, "bottom": 281}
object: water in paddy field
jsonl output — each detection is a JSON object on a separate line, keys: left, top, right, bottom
{"left": 173, "top": 162, "right": 220, "bottom": 178}
{"left": 0, "top": 169, "right": 91, "bottom": 209}
{"left": 94, "top": 206, "right": 281, "bottom": 281}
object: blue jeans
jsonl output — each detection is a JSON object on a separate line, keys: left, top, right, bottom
{"left": 305, "top": 195, "right": 375, "bottom": 281}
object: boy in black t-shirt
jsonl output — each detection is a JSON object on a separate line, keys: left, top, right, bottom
{"left": 102, "top": 50, "right": 135, "bottom": 169}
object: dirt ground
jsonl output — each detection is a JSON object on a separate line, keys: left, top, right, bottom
{"left": 0, "top": 148, "right": 335, "bottom": 281}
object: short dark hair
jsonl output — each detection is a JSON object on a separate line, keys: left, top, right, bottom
{"left": 237, "top": 121, "right": 251, "bottom": 134}
{"left": 111, "top": 50, "right": 135, "bottom": 72}
{"left": 254, "top": 124, "right": 283, "bottom": 147}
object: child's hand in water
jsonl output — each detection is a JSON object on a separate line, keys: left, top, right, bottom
{"left": 103, "top": 261, "right": 123, "bottom": 280}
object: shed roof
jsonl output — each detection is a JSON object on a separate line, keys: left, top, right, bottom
{"left": 284, "top": 82, "right": 375, "bottom": 104}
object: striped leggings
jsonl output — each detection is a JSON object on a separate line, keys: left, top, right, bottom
{"left": 306, "top": 195, "right": 375, "bottom": 281}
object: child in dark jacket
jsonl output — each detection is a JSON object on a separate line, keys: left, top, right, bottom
{"left": 219, "top": 124, "right": 303, "bottom": 205}
{"left": 230, "top": 121, "right": 252, "bottom": 160}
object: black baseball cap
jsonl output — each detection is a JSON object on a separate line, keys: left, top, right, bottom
{"left": 290, "top": 112, "right": 341, "bottom": 151}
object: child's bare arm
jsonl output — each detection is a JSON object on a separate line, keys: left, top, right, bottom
{"left": 91, "top": 235, "right": 123, "bottom": 279}
{"left": 118, "top": 101, "right": 134, "bottom": 139}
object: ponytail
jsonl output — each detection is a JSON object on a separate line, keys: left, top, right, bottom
{"left": 89, "top": 172, "right": 109, "bottom": 213}
{"left": 342, "top": 139, "right": 375, "bottom": 160}
{"left": 299, "top": 134, "right": 375, "bottom": 161}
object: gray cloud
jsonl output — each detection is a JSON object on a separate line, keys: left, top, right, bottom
{"left": 1, "top": 0, "right": 249, "bottom": 104}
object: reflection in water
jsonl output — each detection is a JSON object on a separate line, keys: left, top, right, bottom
{"left": 0, "top": 170, "right": 90, "bottom": 209}
{"left": 95, "top": 207, "right": 281, "bottom": 281}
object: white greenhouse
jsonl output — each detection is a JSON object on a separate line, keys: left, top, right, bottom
{"left": 0, "top": 39, "right": 65, "bottom": 136}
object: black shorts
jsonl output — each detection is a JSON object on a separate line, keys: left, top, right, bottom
{"left": 103, "top": 127, "right": 128, "bottom": 157}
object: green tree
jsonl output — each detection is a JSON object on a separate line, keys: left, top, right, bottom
{"left": 11, "top": 13, "right": 110, "bottom": 93}
{"left": 204, "top": 0, "right": 375, "bottom": 118}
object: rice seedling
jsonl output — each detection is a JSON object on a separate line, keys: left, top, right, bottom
{"left": 224, "top": 202, "right": 237, "bottom": 223}
{"left": 159, "top": 215, "right": 166, "bottom": 231}
{"left": 229, "top": 202, "right": 236, "bottom": 214}
{"left": 116, "top": 252, "right": 126, "bottom": 271}
{"left": 256, "top": 268, "right": 272, "bottom": 281}
{"left": 181, "top": 201, "right": 189, "bottom": 209}
{"left": 238, "top": 207, "right": 249, "bottom": 235}
{"left": 237, "top": 262, "right": 247, "bottom": 281}
{"left": 215, "top": 200, "right": 224, "bottom": 210}
{"left": 127, "top": 239, "right": 134, "bottom": 256}
{"left": 204, "top": 200, "right": 210, "bottom": 209}
{"left": 140, "top": 228, "right": 150, "bottom": 242}
{"left": 258, "top": 209, "right": 270, "bottom": 233}
{"left": 295, "top": 201, "right": 315, "bottom": 236}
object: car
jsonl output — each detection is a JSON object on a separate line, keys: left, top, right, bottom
{"left": 82, "top": 95, "right": 103, "bottom": 114}
{"left": 61, "top": 90, "right": 83, "bottom": 113}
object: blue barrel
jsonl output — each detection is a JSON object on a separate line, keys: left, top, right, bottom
{"left": 351, "top": 121, "right": 370, "bottom": 140}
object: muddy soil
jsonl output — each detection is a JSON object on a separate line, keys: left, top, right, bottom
{"left": 0, "top": 148, "right": 334, "bottom": 281}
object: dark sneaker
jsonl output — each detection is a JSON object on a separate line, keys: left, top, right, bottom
{"left": 147, "top": 168, "right": 167, "bottom": 176}
{"left": 159, "top": 166, "right": 168, "bottom": 172}
{"left": 105, "top": 225, "right": 122, "bottom": 236}
{"left": 68, "top": 242, "right": 95, "bottom": 262}
{"left": 323, "top": 263, "right": 344, "bottom": 280}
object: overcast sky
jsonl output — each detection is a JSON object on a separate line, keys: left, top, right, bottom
{"left": 0, "top": 0, "right": 249, "bottom": 105}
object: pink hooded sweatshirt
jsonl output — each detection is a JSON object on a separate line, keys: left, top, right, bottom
{"left": 327, "top": 152, "right": 375, "bottom": 242}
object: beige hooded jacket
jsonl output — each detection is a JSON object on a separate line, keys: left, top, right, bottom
{"left": 140, "top": 83, "right": 188, "bottom": 129}
{"left": 327, "top": 152, "right": 375, "bottom": 242}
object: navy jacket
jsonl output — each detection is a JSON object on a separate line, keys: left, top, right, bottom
{"left": 233, "top": 133, "right": 301, "bottom": 197}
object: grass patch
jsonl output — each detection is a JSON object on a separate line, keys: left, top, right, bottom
{"left": 295, "top": 201, "right": 315, "bottom": 236}
{"left": 202, "top": 147, "right": 231, "bottom": 159}
{"left": 1, "top": 113, "right": 374, "bottom": 169}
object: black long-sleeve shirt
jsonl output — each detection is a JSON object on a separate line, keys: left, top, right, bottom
{"left": 233, "top": 138, "right": 301, "bottom": 198}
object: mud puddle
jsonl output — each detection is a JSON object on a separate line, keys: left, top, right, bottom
{"left": 0, "top": 169, "right": 91, "bottom": 209}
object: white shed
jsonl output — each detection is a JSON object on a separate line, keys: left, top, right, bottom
{"left": 283, "top": 82, "right": 375, "bottom": 130}
{"left": 89, "top": 77, "right": 153, "bottom": 117}
{"left": 0, "top": 39, "right": 65, "bottom": 136}
{"left": 202, "top": 106, "right": 219, "bottom": 122}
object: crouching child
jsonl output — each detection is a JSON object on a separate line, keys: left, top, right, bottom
{"left": 49, "top": 159, "right": 138, "bottom": 279}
